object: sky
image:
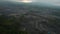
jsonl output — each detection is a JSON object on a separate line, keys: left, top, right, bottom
{"left": 1, "top": 0, "right": 60, "bottom": 6}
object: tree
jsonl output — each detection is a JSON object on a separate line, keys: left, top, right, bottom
{"left": 0, "top": 14, "right": 28, "bottom": 34}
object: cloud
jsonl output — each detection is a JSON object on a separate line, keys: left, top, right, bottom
{"left": 0, "top": 0, "right": 60, "bottom": 6}
{"left": 33, "top": 0, "right": 60, "bottom": 6}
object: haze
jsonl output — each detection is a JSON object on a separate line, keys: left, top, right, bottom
{"left": 0, "top": 0, "right": 60, "bottom": 6}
